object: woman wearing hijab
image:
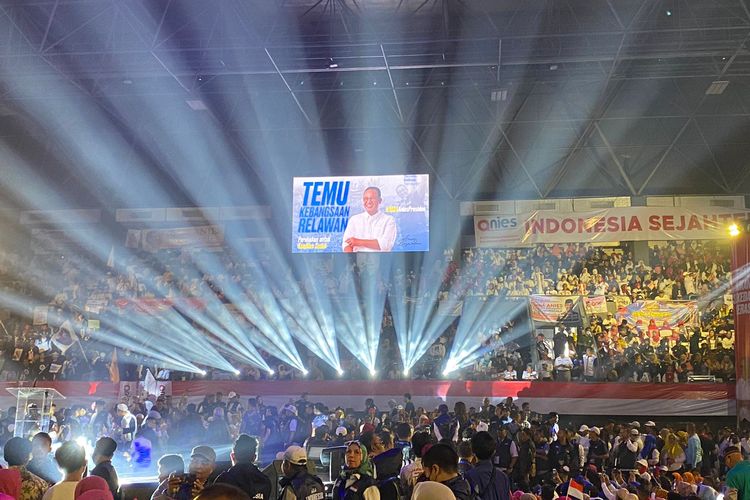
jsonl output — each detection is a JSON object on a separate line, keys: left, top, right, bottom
{"left": 332, "top": 441, "right": 380, "bottom": 500}
{"left": 661, "top": 433, "right": 686, "bottom": 471}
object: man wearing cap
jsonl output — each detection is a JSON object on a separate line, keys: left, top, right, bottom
{"left": 214, "top": 434, "right": 271, "bottom": 499}
{"left": 614, "top": 429, "right": 642, "bottom": 470}
{"left": 116, "top": 403, "right": 137, "bottom": 449}
{"left": 282, "top": 405, "right": 301, "bottom": 447}
{"left": 587, "top": 428, "right": 608, "bottom": 470}
{"left": 278, "top": 445, "right": 325, "bottom": 500}
{"left": 157, "top": 446, "right": 217, "bottom": 500}
{"left": 724, "top": 446, "right": 749, "bottom": 500}
{"left": 91, "top": 437, "right": 121, "bottom": 500}
{"left": 136, "top": 411, "right": 162, "bottom": 457}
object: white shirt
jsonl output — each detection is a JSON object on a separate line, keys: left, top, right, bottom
{"left": 43, "top": 481, "right": 79, "bottom": 500}
{"left": 583, "top": 354, "right": 597, "bottom": 377}
{"left": 522, "top": 370, "right": 538, "bottom": 380}
{"left": 554, "top": 356, "right": 573, "bottom": 370}
{"left": 503, "top": 370, "right": 517, "bottom": 380}
{"left": 342, "top": 210, "right": 397, "bottom": 252}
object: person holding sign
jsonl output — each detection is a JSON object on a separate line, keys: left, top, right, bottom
{"left": 342, "top": 186, "right": 397, "bottom": 252}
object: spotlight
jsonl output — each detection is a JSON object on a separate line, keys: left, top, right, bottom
{"left": 666, "top": 10, "right": 672, "bottom": 16}
{"left": 369, "top": 369, "right": 377, "bottom": 378}
{"left": 199, "top": 369, "right": 207, "bottom": 376}
{"left": 729, "top": 223, "right": 741, "bottom": 237}
{"left": 336, "top": 368, "right": 344, "bottom": 376}
{"left": 233, "top": 369, "right": 240, "bottom": 375}
{"left": 268, "top": 369, "right": 275, "bottom": 376}
{"left": 302, "top": 368, "right": 309, "bottom": 376}
{"left": 403, "top": 368, "right": 409, "bottom": 376}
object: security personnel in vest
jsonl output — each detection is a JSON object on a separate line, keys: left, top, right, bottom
{"left": 278, "top": 445, "right": 325, "bottom": 500}
{"left": 494, "top": 426, "right": 518, "bottom": 475}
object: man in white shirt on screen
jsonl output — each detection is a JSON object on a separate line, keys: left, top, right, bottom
{"left": 342, "top": 186, "right": 398, "bottom": 252}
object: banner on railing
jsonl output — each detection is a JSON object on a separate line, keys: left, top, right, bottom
{"left": 114, "top": 298, "right": 205, "bottom": 314}
{"left": 583, "top": 296, "right": 608, "bottom": 315}
{"left": 616, "top": 300, "right": 698, "bottom": 327}
{"left": 529, "top": 295, "right": 583, "bottom": 324}
{"left": 126, "top": 225, "right": 225, "bottom": 252}
{"left": 474, "top": 207, "right": 750, "bottom": 247}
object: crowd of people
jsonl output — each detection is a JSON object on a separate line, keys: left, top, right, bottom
{"left": 0, "top": 239, "right": 736, "bottom": 383}
{"left": 0, "top": 392, "right": 749, "bottom": 499}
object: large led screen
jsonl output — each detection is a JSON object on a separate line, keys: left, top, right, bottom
{"left": 292, "top": 174, "right": 429, "bottom": 253}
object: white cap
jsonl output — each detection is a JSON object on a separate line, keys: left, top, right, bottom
{"left": 476, "top": 421, "right": 489, "bottom": 432}
{"left": 644, "top": 421, "right": 656, "bottom": 427}
{"left": 284, "top": 445, "right": 308, "bottom": 466}
{"left": 590, "top": 426, "right": 601, "bottom": 435}
{"left": 116, "top": 403, "right": 128, "bottom": 412}
{"left": 579, "top": 424, "right": 589, "bottom": 433}
{"left": 335, "top": 426, "right": 348, "bottom": 436}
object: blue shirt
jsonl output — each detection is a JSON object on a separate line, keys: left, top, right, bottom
{"left": 686, "top": 433, "right": 703, "bottom": 468}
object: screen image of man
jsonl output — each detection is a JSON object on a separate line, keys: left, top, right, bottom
{"left": 342, "top": 186, "right": 397, "bottom": 252}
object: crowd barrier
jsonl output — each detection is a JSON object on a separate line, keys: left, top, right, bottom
{"left": 0, "top": 380, "right": 734, "bottom": 416}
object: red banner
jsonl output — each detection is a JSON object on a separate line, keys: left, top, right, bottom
{"left": 732, "top": 234, "right": 750, "bottom": 423}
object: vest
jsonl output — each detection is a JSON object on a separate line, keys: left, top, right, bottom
{"left": 283, "top": 471, "right": 325, "bottom": 500}
{"left": 495, "top": 438, "right": 513, "bottom": 469}
{"left": 333, "top": 473, "right": 377, "bottom": 500}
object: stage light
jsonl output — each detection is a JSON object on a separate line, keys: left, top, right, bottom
{"left": 336, "top": 368, "right": 344, "bottom": 376}
{"left": 403, "top": 368, "right": 409, "bottom": 376}
{"left": 268, "top": 369, "right": 275, "bottom": 376}
{"left": 666, "top": 10, "right": 672, "bottom": 16}
{"left": 199, "top": 369, "right": 207, "bottom": 376}
{"left": 369, "top": 368, "right": 377, "bottom": 378}
{"left": 302, "top": 368, "right": 309, "bottom": 376}
{"left": 233, "top": 369, "right": 240, "bottom": 375}
{"left": 729, "top": 223, "right": 741, "bottom": 237}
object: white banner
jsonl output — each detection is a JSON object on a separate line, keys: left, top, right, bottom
{"left": 140, "top": 225, "right": 224, "bottom": 252}
{"left": 474, "top": 207, "right": 750, "bottom": 247}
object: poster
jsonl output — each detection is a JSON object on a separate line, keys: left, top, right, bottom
{"left": 529, "top": 295, "right": 582, "bottom": 324}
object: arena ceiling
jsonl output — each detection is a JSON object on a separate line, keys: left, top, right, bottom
{"left": 2, "top": 0, "right": 750, "bottom": 206}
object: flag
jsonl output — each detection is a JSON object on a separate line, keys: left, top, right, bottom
{"left": 51, "top": 320, "right": 78, "bottom": 354}
{"left": 143, "top": 369, "right": 158, "bottom": 396}
{"left": 568, "top": 479, "right": 585, "bottom": 500}
{"left": 109, "top": 348, "right": 120, "bottom": 384}
{"left": 106, "top": 245, "right": 115, "bottom": 268}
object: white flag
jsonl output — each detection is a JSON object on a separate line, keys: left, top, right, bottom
{"left": 143, "top": 369, "right": 158, "bottom": 396}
